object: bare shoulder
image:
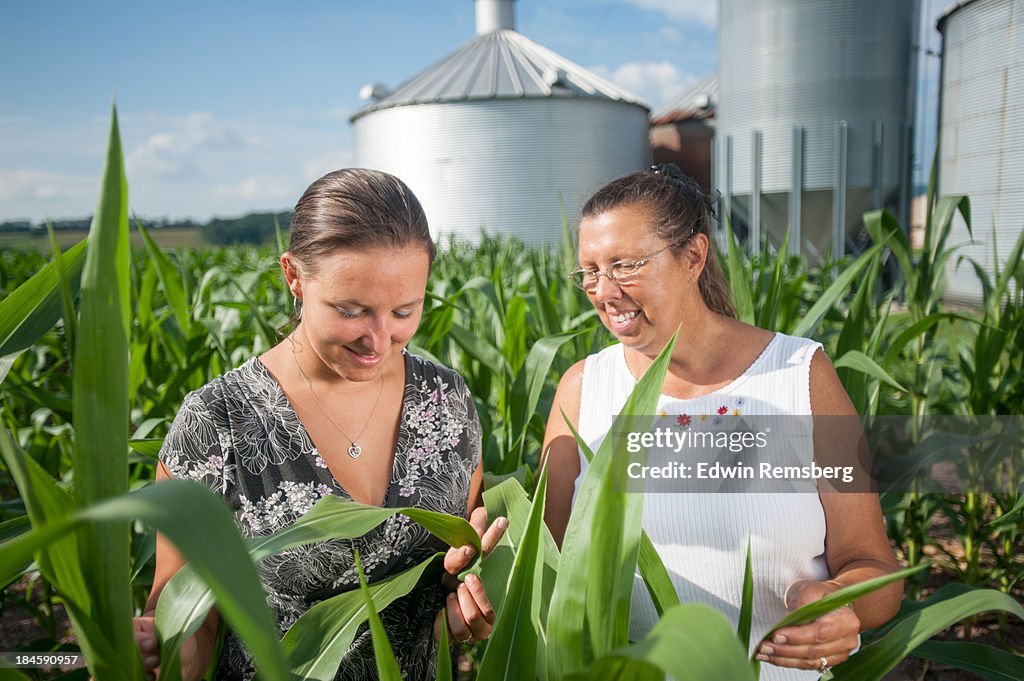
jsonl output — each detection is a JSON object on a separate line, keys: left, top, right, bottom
{"left": 809, "top": 347, "right": 857, "bottom": 417}
{"left": 554, "top": 358, "right": 586, "bottom": 413}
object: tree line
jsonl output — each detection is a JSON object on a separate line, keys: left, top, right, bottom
{"left": 0, "top": 211, "right": 293, "bottom": 246}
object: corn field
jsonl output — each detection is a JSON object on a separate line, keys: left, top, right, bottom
{"left": 1, "top": 110, "right": 1022, "bottom": 680}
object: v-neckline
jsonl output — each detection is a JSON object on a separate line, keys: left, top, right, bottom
{"left": 253, "top": 353, "right": 410, "bottom": 508}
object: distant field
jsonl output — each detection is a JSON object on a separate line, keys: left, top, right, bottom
{"left": 0, "top": 227, "right": 206, "bottom": 251}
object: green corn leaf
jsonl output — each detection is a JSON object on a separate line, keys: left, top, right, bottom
{"left": 762, "top": 564, "right": 925, "bottom": 640}
{"left": 137, "top": 217, "right": 193, "bottom": 335}
{"left": 0, "top": 419, "right": 91, "bottom": 628}
{"left": 436, "top": 603, "right": 453, "bottom": 681}
{"left": 567, "top": 416, "right": 679, "bottom": 619}
{"left": 0, "top": 480, "right": 291, "bottom": 681}
{"left": 355, "top": 550, "right": 403, "bottom": 681}
{"left": 281, "top": 554, "right": 442, "bottom": 679}
{"left": 833, "top": 350, "right": 909, "bottom": 393}
{"left": 477, "top": 477, "right": 560, "bottom": 619}
{"left": 129, "top": 438, "right": 164, "bottom": 458}
{"left": 911, "top": 640, "right": 1024, "bottom": 681}
{"left": 547, "top": 331, "right": 676, "bottom": 678}
{"left": 0, "top": 238, "right": 87, "bottom": 361}
{"left": 832, "top": 587, "right": 1024, "bottom": 681}
{"left": 507, "top": 330, "right": 584, "bottom": 472}
{"left": 153, "top": 561, "right": 217, "bottom": 681}
{"left": 792, "top": 243, "right": 884, "bottom": 338}
{"left": 477, "top": 466, "right": 548, "bottom": 681}
{"left": 249, "top": 495, "right": 480, "bottom": 561}
{"left": 725, "top": 215, "right": 755, "bottom": 324}
{"left": 155, "top": 496, "right": 477, "bottom": 680}
{"left": 568, "top": 603, "right": 756, "bottom": 681}
{"left": 449, "top": 322, "right": 509, "bottom": 375}
{"left": 737, "top": 539, "right": 754, "bottom": 652}
{"left": 70, "top": 103, "right": 137, "bottom": 681}
{"left": 45, "top": 222, "right": 78, "bottom": 360}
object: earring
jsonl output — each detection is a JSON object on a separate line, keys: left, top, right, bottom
{"left": 292, "top": 296, "right": 303, "bottom": 320}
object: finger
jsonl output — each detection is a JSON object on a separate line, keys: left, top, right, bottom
{"left": 756, "top": 620, "right": 859, "bottom": 666}
{"left": 443, "top": 543, "right": 477, "bottom": 575}
{"left": 754, "top": 649, "right": 851, "bottom": 671}
{"left": 469, "top": 506, "right": 488, "bottom": 537}
{"left": 479, "top": 517, "right": 508, "bottom": 557}
{"left": 456, "top": 579, "right": 491, "bottom": 641}
{"left": 445, "top": 592, "right": 472, "bottom": 645}
{"left": 461, "top": 573, "right": 495, "bottom": 626}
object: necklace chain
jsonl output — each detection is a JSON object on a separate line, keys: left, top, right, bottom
{"left": 290, "top": 341, "right": 385, "bottom": 459}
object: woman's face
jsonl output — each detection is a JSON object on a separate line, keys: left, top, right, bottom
{"left": 577, "top": 202, "right": 697, "bottom": 356}
{"left": 284, "top": 244, "right": 431, "bottom": 383}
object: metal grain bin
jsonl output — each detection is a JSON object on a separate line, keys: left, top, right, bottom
{"left": 351, "top": 0, "right": 650, "bottom": 246}
{"left": 716, "top": 0, "right": 918, "bottom": 260}
{"left": 939, "top": 0, "right": 1024, "bottom": 304}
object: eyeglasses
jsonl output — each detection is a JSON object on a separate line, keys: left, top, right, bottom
{"left": 568, "top": 245, "right": 672, "bottom": 292}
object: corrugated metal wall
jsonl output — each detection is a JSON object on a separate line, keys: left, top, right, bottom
{"left": 353, "top": 98, "right": 650, "bottom": 245}
{"left": 940, "top": 0, "right": 1024, "bottom": 304}
{"left": 716, "top": 0, "right": 916, "bottom": 258}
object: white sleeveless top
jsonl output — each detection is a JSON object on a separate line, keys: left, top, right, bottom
{"left": 573, "top": 333, "right": 829, "bottom": 681}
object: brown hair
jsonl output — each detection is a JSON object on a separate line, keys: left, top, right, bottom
{"left": 580, "top": 164, "right": 736, "bottom": 318}
{"left": 288, "top": 168, "right": 435, "bottom": 275}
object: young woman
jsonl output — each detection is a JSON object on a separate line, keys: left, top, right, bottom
{"left": 134, "top": 169, "right": 504, "bottom": 680}
{"left": 542, "top": 165, "right": 901, "bottom": 680}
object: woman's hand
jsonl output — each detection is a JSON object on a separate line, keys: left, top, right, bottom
{"left": 133, "top": 616, "right": 161, "bottom": 679}
{"left": 437, "top": 506, "right": 508, "bottom": 644}
{"left": 755, "top": 579, "right": 861, "bottom": 674}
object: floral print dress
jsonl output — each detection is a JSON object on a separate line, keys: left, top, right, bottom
{"left": 159, "top": 352, "right": 482, "bottom": 680}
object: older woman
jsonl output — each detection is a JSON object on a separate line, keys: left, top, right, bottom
{"left": 542, "top": 165, "right": 901, "bottom": 679}
{"left": 134, "top": 169, "right": 504, "bottom": 681}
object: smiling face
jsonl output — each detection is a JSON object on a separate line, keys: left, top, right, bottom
{"left": 284, "top": 245, "right": 431, "bottom": 383}
{"left": 577, "top": 202, "right": 705, "bottom": 356}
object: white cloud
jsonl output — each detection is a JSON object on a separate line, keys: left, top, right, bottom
{"left": 623, "top": 0, "right": 718, "bottom": 27}
{"left": 592, "top": 61, "right": 696, "bottom": 110}
{"left": 0, "top": 169, "right": 95, "bottom": 203}
{"left": 658, "top": 25, "right": 683, "bottom": 43}
{"left": 126, "top": 112, "right": 248, "bottom": 180}
{"left": 302, "top": 149, "right": 355, "bottom": 182}
{"left": 214, "top": 175, "right": 296, "bottom": 203}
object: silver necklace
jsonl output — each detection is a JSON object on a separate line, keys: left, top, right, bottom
{"left": 290, "top": 343, "right": 385, "bottom": 459}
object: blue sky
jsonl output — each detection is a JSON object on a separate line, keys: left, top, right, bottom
{"left": 1, "top": 0, "right": 945, "bottom": 223}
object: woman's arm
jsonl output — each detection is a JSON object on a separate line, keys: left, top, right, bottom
{"left": 757, "top": 349, "right": 902, "bottom": 671}
{"left": 134, "top": 462, "right": 220, "bottom": 681}
{"left": 540, "top": 359, "right": 585, "bottom": 548}
{"left": 809, "top": 348, "right": 903, "bottom": 627}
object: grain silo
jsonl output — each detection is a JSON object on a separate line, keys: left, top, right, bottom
{"left": 350, "top": 0, "right": 650, "bottom": 245}
{"left": 716, "top": 0, "right": 918, "bottom": 261}
{"left": 938, "top": 0, "right": 1023, "bottom": 304}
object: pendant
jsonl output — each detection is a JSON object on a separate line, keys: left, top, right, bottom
{"left": 348, "top": 443, "right": 362, "bottom": 459}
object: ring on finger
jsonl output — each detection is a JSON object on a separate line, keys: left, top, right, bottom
{"left": 817, "top": 656, "right": 831, "bottom": 674}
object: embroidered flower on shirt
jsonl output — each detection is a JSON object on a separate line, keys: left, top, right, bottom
{"left": 732, "top": 409, "right": 742, "bottom": 416}
{"left": 658, "top": 409, "right": 668, "bottom": 417}
{"left": 698, "top": 414, "right": 710, "bottom": 423}
{"left": 717, "top": 405, "right": 728, "bottom": 415}
{"left": 314, "top": 454, "right": 328, "bottom": 469}
{"left": 676, "top": 413, "right": 692, "bottom": 428}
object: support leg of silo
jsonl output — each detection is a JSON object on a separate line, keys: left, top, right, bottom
{"left": 752, "top": 129, "right": 762, "bottom": 255}
{"left": 724, "top": 134, "right": 734, "bottom": 233}
{"left": 790, "top": 125, "right": 804, "bottom": 257}
{"left": 873, "top": 120, "right": 885, "bottom": 211}
{"left": 833, "top": 121, "right": 848, "bottom": 263}
{"left": 899, "top": 120, "right": 914, "bottom": 238}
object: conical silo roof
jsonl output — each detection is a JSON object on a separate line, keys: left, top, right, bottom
{"left": 350, "top": 29, "right": 648, "bottom": 122}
